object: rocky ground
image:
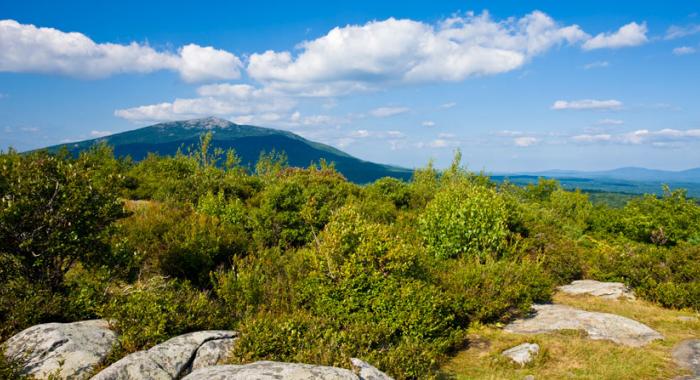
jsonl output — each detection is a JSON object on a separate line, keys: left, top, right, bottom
{"left": 3, "top": 280, "right": 698, "bottom": 379}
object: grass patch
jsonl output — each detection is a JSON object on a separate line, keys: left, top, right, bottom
{"left": 440, "top": 293, "right": 699, "bottom": 380}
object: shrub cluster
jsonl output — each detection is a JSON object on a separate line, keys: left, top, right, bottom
{"left": 2, "top": 140, "right": 699, "bottom": 378}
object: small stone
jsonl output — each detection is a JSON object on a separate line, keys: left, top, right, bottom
{"left": 558, "top": 280, "right": 635, "bottom": 300}
{"left": 677, "top": 316, "right": 699, "bottom": 322}
{"left": 501, "top": 343, "right": 539, "bottom": 366}
{"left": 523, "top": 375, "right": 536, "bottom": 380}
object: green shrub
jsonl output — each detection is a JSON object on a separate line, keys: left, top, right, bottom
{"left": 440, "top": 258, "right": 553, "bottom": 323}
{"left": 113, "top": 202, "right": 248, "bottom": 287}
{"left": 592, "top": 243, "right": 700, "bottom": 310}
{"left": 0, "top": 147, "right": 126, "bottom": 290}
{"left": 419, "top": 181, "right": 508, "bottom": 259}
{"left": 102, "top": 277, "right": 230, "bottom": 352}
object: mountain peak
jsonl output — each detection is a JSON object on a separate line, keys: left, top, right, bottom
{"left": 156, "top": 116, "right": 236, "bottom": 130}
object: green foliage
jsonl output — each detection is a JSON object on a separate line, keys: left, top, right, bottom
{"left": 250, "top": 167, "right": 354, "bottom": 248}
{"left": 617, "top": 187, "right": 700, "bottom": 245}
{"left": 591, "top": 243, "right": 700, "bottom": 310}
{"left": 419, "top": 180, "right": 508, "bottom": 259}
{"left": 440, "top": 258, "right": 553, "bottom": 323}
{"left": 0, "top": 147, "right": 127, "bottom": 290}
{"left": 102, "top": 277, "right": 231, "bottom": 352}
{"left": 113, "top": 202, "right": 248, "bottom": 287}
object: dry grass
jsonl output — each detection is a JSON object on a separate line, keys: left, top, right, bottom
{"left": 440, "top": 293, "right": 699, "bottom": 380}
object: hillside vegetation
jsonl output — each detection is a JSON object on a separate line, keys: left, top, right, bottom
{"left": 1, "top": 135, "right": 699, "bottom": 379}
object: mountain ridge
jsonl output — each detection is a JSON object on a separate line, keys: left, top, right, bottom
{"left": 41, "top": 117, "right": 411, "bottom": 183}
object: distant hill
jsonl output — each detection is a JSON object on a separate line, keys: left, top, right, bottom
{"left": 519, "top": 167, "right": 700, "bottom": 183}
{"left": 41, "top": 117, "right": 412, "bottom": 183}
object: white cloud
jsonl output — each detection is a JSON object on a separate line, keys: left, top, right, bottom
{"left": 596, "top": 118, "right": 624, "bottom": 125}
{"left": 673, "top": 46, "right": 696, "bottom": 55}
{"left": 439, "top": 102, "right": 457, "bottom": 109}
{"left": 19, "top": 126, "right": 39, "bottom": 132}
{"left": 496, "top": 130, "right": 524, "bottom": 136}
{"left": 0, "top": 19, "right": 242, "bottom": 82}
{"left": 370, "top": 106, "right": 409, "bottom": 118}
{"left": 583, "top": 61, "right": 609, "bottom": 69}
{"left": 552, "top": 99, "right": 623, "bottom": 111}
{"left": 421, "top": 120, "right": 436, "bottom": 127}
{"left": 427, "top": 139, "right": 459, "bottom": 148}
{"left": 246, "top": 11, "right": 588, "bottom": 96}
{"left": 572, "top": 128, "right": 700, "bottom": 146}
{"left": 665, "top": 24, "right": 700, "bottom": 40}
{"left": 115, "top": 83, "right": 296, "bottom": 122}
{"left": 619, "top": 128, "right": 700, "bottom": 144}
{"left": 572, "top": 134, "right": 612, "bottom": 143}
{"left": 514, "top": 136, "right": 538, "bottom": 147}
{"left": 90, "top": 130, "right": 112, "bottom": 137}
{"left": 582, "top": 22, "right": 648, "bottom": 50}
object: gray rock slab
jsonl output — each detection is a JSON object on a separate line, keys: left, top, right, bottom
{"left": 350, "top": 358, "right": 393, "bottom": 379}
{"left": 191, "top": 337, "right": 237, "bottom": 370}
{"left": 91, "top": 330, "right": 237, "bottom": 380}
{"left": 558, "top": 280, "right": 635, "bottom": 300}
{"left": 504, "top": 304, "right": 662, "bottom": 347}
{"left": 182, "top": 361, "right": 360, "bottom": 380}
{"left": 673, "top": 339, "right": 700, "bottom": 378}
{"left": 3, "top": 319, "right": 117, "bottom": 380}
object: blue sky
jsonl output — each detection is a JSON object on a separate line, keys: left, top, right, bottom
{"left": 1, "top": 0, "right": 699, "bottom": 171}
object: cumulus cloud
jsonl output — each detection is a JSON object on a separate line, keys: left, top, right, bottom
{"left": 665, "top": 24, "right": 700, "bottom": 40}
{"left": 0, "top": 19, "right": 242, "bottom": 82}
{"left": 673, "top": 46, "right": 696, "bottom": 55}
{"left": 246, "top": 11, "right": 588, "bottom": 96}
{"left": 422, "top": 120, "right": 436, "bottom": 127}
{"left": 514, "top": 136, "right": 538, "bottom": 147}
{"left": 439, "top": 102, "right": 457, "bottom": 109}
{"left": 582, "top": 22, "right": 648, "bottom": 50}
{"left": 115, "top": 83, "right": 295, "bottom": 122}
{"left": 552, "top": 99, "right": 623, "bottom": 111}
{"left": 370, "top": 106, "right": 410, "bottom": 117}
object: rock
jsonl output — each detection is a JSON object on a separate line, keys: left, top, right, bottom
{"left": 191, "top": 337, "right": 237, "bottom": 370}
{"left": 3, "top": 319, "right": 117, "bottom": 380}
{"left": 350, "top": 358, "right": 393, "bottom": 379}
{"left": 504, "top": 304, "right": 662, "bottom": 347}
{"left": 677, "top": 316, "right": 699, "bottom": 322}
{"left": 501, "top": 343, "right": 539, "bottom": 366}
{"left": 182, "top": 361, "right": 359, "bottom": 380}
{"left": 673, "top": 339, "right": 700, "bottom": 378}
{"left": 558, "top": 280, "right": 635, "bottom": 300}
{"left": 523, "top": 376, "right": 536, "bottom": 380}
{"left": 92, "top": 330, "right": 237, "bottom": 380}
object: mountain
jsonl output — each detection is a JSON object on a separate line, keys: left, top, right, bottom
{"left": 492, "top": 167, "right": 700, "bottom": 197}
{"left": 519, "top": 167, "right": 700, "bottom": 183}
{"left": 42, "top": 117, "right": 412, "bottom": 183}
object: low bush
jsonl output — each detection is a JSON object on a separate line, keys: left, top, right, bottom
{"left": 102, "top": 277, "right": 231, "bottom": 353}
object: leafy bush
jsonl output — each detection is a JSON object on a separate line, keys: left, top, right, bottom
{"left": 591, "top": 243, "right": 700, "bottom": 310}
{"left": 113, "top": 202, "right": 248, "bottom": 287}
{"left": 440, "top": 258, "right": 553, "bottom": 323}
{"left": 102, "top": 277, "right": 231, "bottom": 352}
{"left": 0, "top": 147, "right": 126, "bottom": 290}
{"left": 419, "top": 181, "right": 508, "bottom": 259}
